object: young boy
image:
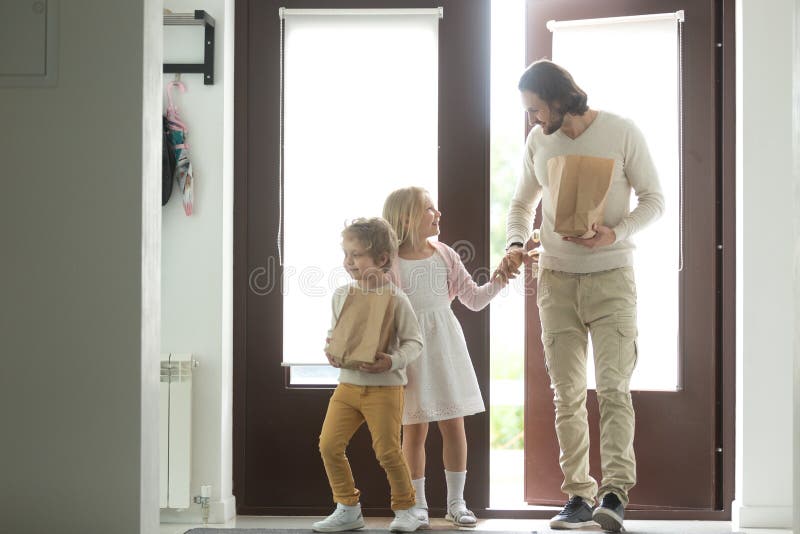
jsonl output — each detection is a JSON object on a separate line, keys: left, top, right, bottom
{"left": 314, "top": 217, "right": 425, "bottom": 533}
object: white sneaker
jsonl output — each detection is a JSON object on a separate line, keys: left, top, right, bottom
{"left": 411, "top": 505, "right": 430, "bottom": 529}
{"left": 390, "top": 508, "right": 424, "bottom": 532}
{"left": 445, "top": 498, "right": 477, "bottom": 527}
{"left": 312, "top": 503, "right": 365, "bottom": 532}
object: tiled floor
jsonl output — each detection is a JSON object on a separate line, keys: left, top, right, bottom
{"left": 159, "top": 515, "right": 791, "bottom": 534}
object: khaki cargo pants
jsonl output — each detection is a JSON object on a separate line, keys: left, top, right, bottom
{"left": 537, "top": 266, "right": 638, "bottom": 506}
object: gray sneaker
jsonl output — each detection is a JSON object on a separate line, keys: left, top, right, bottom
{"left": 549, "top": 496, "right": 597, "bottom": 530}
{"left": 312, "top": 504, "right": 365, "bottom": 532}
{"left": 592, "top": 492, "right": 625, "bottom": 532}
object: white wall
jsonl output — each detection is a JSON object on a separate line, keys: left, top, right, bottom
{"left": 734, "top": 0, "right": 797, "bottom": 529}
{"left": 0, "top": 1, "right": 162, "bottom": 533}
{"left": 143, "top": 0, "right": 165, "bottom": 530}
{"left": 159, "top": 0, "right": 235, "bottom": 524}
{"left": 794, "top": 3, "right": 800, "bottom": 532}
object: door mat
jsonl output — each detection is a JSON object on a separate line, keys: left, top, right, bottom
{"left": 186, "top": 529, "right": 744, "bottom": 534}
{"left": 186, "top": 530, "right": 535, "bottom": 534}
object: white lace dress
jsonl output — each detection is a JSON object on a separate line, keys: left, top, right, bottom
{"left": 398, "top": 253, "right": 486, "bottom": 425}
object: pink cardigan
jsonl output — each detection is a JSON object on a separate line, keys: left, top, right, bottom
{"left": 389, "top": 240, "right": 504, "bottom": 312}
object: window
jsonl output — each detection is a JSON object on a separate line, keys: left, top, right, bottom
{"left": 549, "top": 12, "right": 684, "bottom": 391}
{"left": 279, "top": 9, "right": 441, "bottom": 383}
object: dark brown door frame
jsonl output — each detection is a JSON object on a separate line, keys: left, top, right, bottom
{"left": 517, "top": 0, "right": 736, "bottom": 521}
{"left": 719, "top": 0, "right": 736, "bottom": 521}
{"left": 233, "top": 0, "right": 494, "bottom": 517}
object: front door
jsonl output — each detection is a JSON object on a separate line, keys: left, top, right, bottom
{"left": 233, "top": 0, "right": 494, "bottom": 516}
{"left": 523, "top": 0, "right": 734, "bottom": 516}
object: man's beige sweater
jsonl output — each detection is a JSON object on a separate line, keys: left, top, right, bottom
{"left": 507, "top": 111, "right": 665, "bottom": 273}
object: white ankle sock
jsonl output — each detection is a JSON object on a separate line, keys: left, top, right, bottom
{"left": 412, "top": 477, "right": 428, "bottom": 509}
{"left": 337, "top": 502, "right": 360, "bottom": 511}
{"left": 445, "top": 470, "right": 467, "bottom": 505}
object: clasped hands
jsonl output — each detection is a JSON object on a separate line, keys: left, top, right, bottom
{"left": 492, "top": 224, "right": 616, "bottom": 283}
{"left": 492, "top": 247, "right": 538, "bottom": 284}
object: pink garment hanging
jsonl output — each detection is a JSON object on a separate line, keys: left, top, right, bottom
{"left": 166, "top": 80, "right": 194, "bottom": 216}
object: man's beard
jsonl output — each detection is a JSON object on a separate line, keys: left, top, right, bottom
{"left": 542, "top": 109, "right": 565, "bottom": 135}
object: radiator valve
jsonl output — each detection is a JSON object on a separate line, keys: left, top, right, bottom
{"left": 193, "top": 485, "right": 212, "bottom": 524}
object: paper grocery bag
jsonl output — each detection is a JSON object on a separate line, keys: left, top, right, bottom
{"left": 327, "top": 288, "right": 396, "bottom": 370}
{"left": 548, "top": 155, "right": 615, "bottom": 238}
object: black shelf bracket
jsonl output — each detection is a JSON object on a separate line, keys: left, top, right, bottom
{"left": 163, "top": 10, "right": 216, "bottom": 85}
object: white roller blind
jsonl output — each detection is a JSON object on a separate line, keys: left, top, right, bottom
{"left": 280, "top": 9, "right": 440, "bottom": 364}
{"left": 549, "top": 12, "right": 683, "bottom": 391}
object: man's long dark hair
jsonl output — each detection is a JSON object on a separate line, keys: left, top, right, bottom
{"left": 518, "top": 59, "right": 589, "bottom": 115}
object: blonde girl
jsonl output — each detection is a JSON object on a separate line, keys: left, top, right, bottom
{"left": 383, "top": 187, "right": 507, "bottom": 527}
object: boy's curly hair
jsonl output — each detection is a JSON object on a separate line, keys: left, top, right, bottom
{"left": 342, "top": 217, "right": 399, "bottom": 272}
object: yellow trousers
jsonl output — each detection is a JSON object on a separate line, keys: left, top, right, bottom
{"left": 319, "top": 383, "right": 416, "bottom": 511}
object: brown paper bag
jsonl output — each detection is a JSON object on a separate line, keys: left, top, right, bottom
{"left": 548, "top": 155, "right": 615, "bottom": 238}
{"left": 327, "top": 288, "right": 396, "bottom": 370}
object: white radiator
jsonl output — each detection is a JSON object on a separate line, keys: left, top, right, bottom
{"left": 160, "top": 353, "right": 194, "bottom": 509}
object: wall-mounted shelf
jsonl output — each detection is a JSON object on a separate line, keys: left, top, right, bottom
{"left": 163, "top": 10, "right": 215, "bottom": 85}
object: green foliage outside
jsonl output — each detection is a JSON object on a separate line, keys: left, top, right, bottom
{"left": 490, "top": 128, "right": 525, "bottom": 267}
{"left": 490, "top": 405, "right": 524, "bottom": 450}
{"left": 489, "top": 126, "right": 526, "bottom": 451}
